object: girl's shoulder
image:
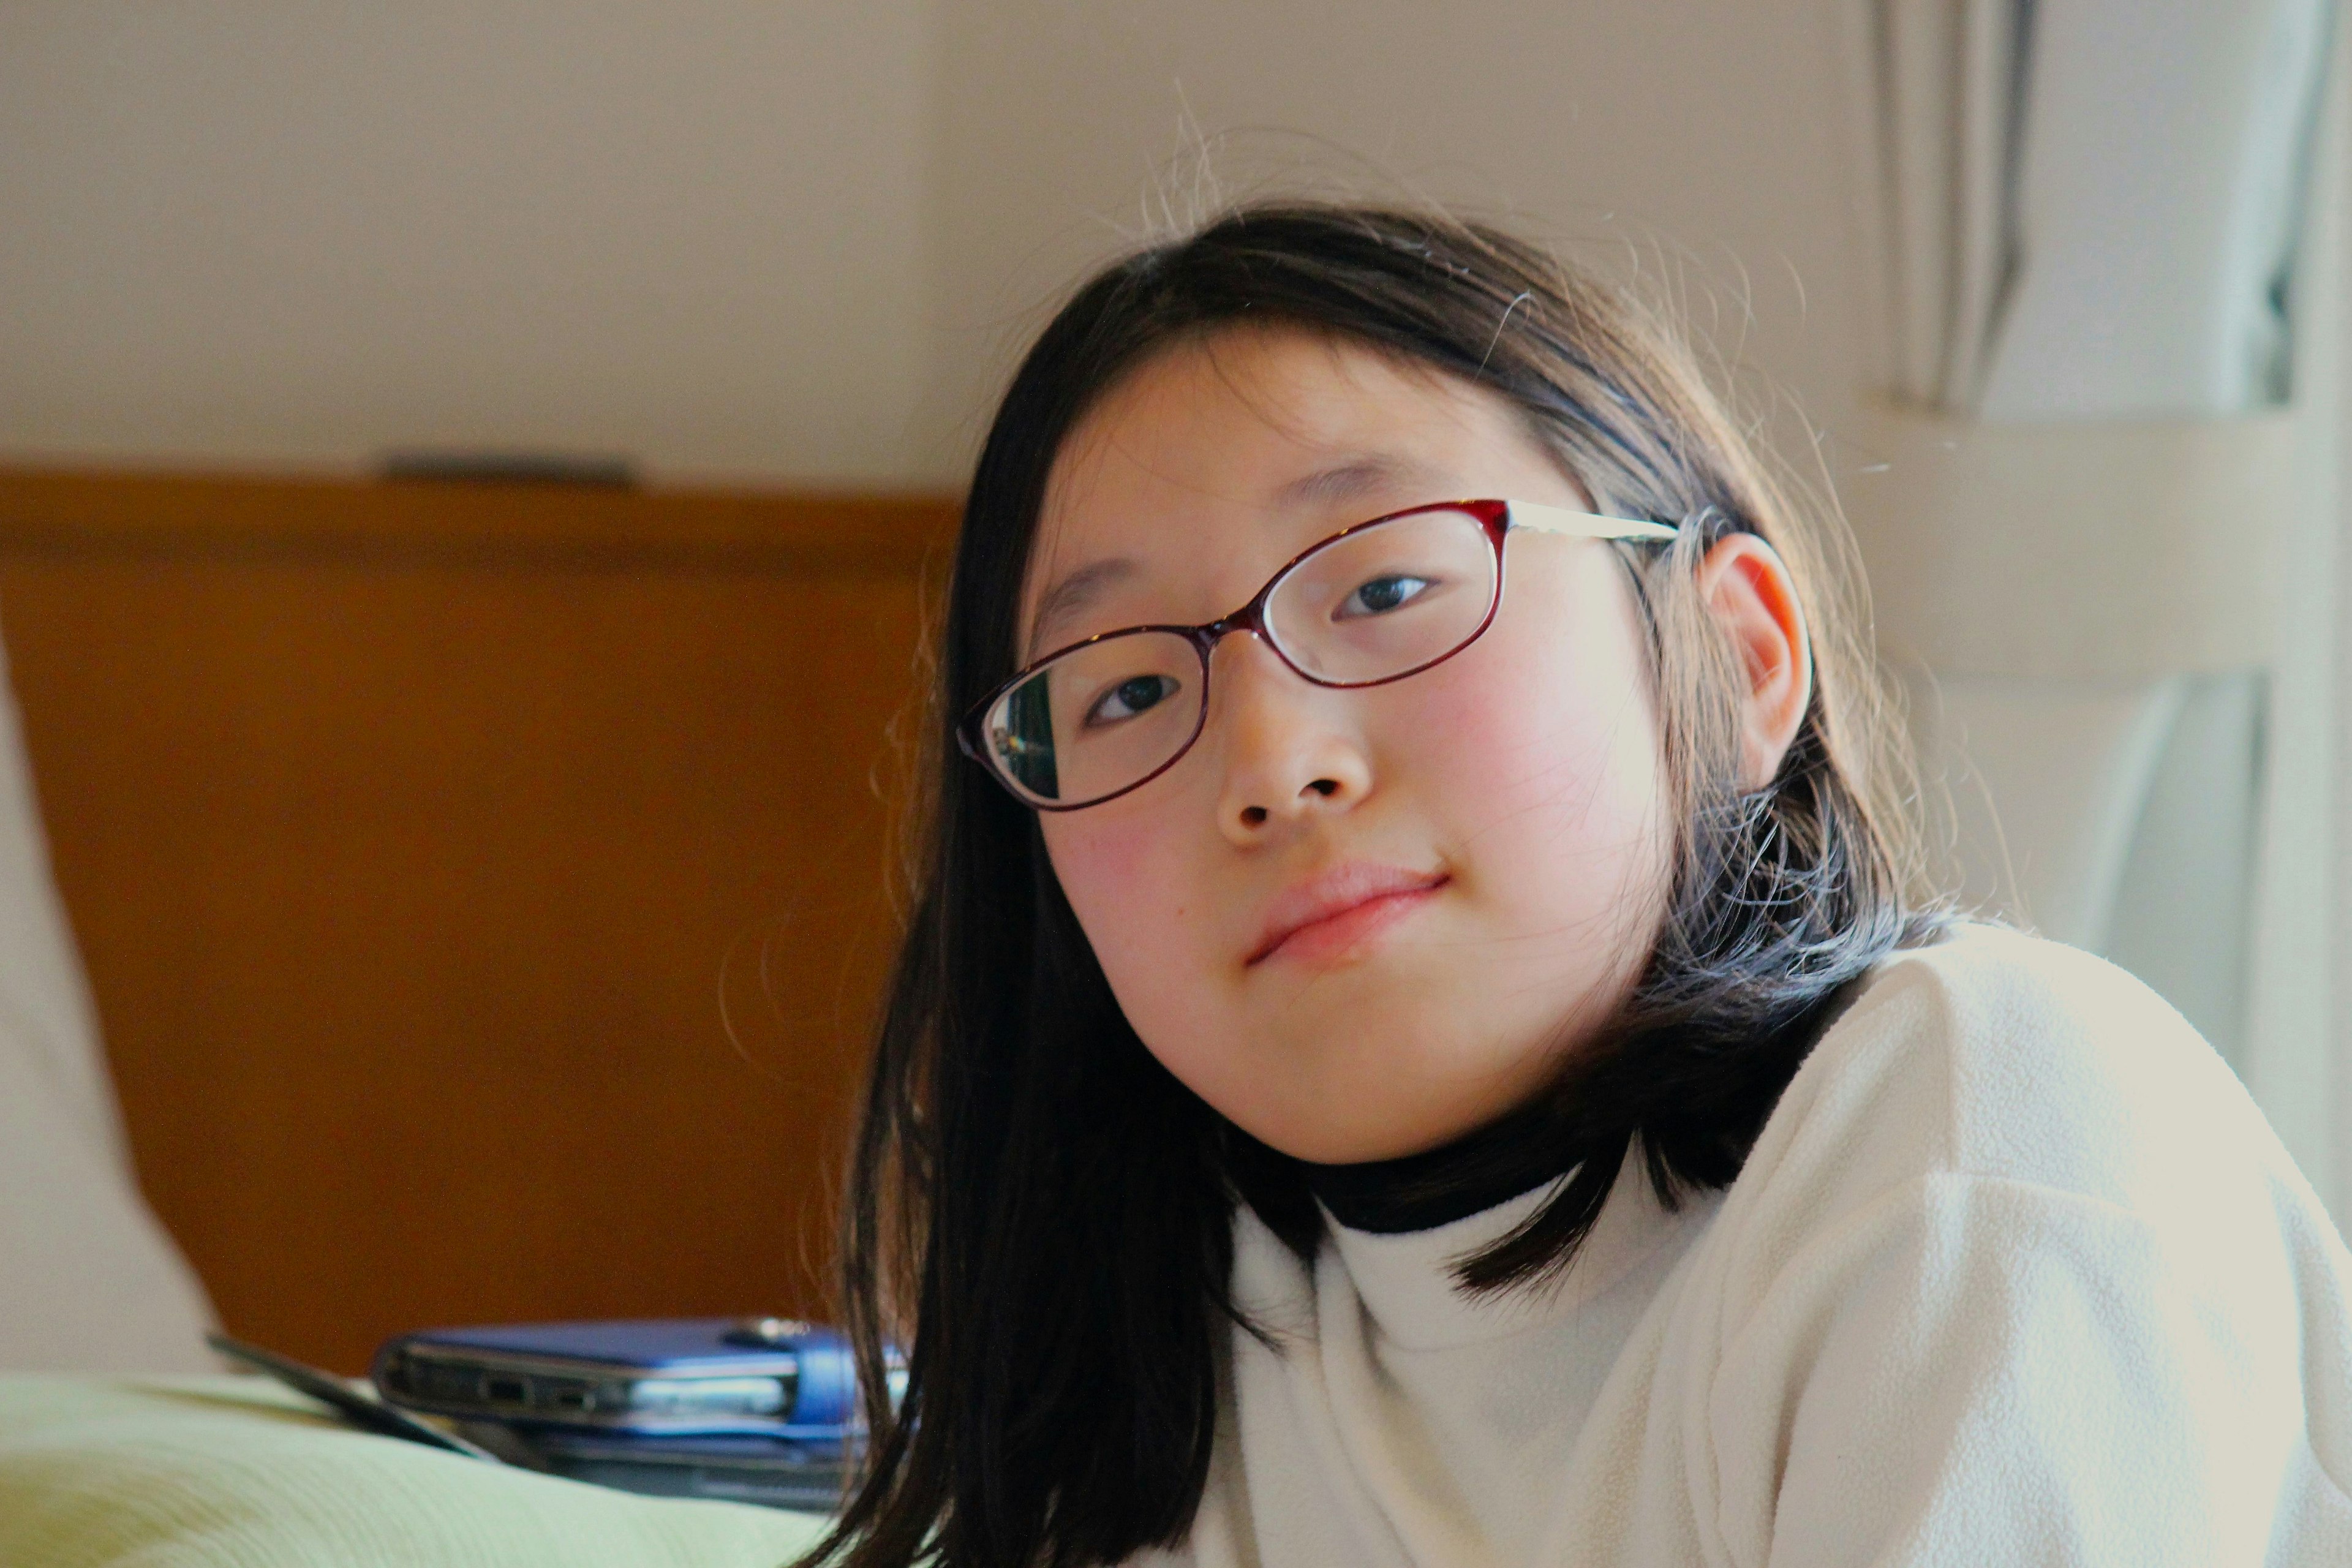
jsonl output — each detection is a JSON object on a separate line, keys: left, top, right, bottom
{"left": 1681, "top": 938, "right": 2352, "bottom": 1567}
{"left": 1728, "top": 921, "right": 2318, "bottom": 1254}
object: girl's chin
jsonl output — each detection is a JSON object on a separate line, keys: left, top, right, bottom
{"left": 1234, "top": 1100, "right": 1501, "bottom": 1167}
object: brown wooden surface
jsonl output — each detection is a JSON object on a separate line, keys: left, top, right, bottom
{"left": 0, "top": 469, "right": 956, "bottom": 1372}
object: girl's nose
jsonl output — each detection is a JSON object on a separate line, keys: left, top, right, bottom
{"left": 1211, "top": 636, "right": 1374, "bottom": 845}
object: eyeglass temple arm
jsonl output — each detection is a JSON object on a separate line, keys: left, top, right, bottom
{"left": 1506, "top": 500, "right": 1679, "bottom": 543}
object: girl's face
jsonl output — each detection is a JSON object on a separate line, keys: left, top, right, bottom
{"left": 1025, "top": 326, "right": 1673, "bottom": 1165}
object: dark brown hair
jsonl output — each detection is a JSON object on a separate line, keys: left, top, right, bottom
{"left": 807, "top": 202, "right": 1942, "bottom": 1568}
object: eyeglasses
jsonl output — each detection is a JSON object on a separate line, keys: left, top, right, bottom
{"left": 959, "top": 498, "right": 1678, "bottom": 811}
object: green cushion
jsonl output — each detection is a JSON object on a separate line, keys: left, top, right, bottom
{"left": 0, "top": 1376, "right": 830, "bottom": 1567}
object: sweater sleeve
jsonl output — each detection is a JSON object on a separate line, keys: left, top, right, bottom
{"left": 1703, "top": 1169, "right": 2352, "bottom": 1568}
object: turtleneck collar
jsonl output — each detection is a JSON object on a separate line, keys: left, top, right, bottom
{"left": 1319, "top": 1154, "right": 1709, "bottom": 1351}
{"left": 1298, "top": 1107, "right": 1578, "bottom": 1234}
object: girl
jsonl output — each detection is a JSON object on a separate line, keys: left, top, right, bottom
{"left": 811, "top": 204, "right": 2352, "bottom": 1567}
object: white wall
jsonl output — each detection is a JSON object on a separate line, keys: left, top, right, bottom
{"left": 0, "top": 2, "right": 1875, "bottom": 491}
{"left": 919, "top": 1, "right": 1871, "bottom": 481}
{"left": 0, "top": 3, "right": 933, "bottom": 486}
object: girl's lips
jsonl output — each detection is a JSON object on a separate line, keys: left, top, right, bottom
{"left": 1247, "top": 865, "right": 1450, "bottom": 968}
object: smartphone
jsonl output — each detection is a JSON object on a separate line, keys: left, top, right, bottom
{"left": 372, "top": 1316, "right": 860, "bottom": 1439}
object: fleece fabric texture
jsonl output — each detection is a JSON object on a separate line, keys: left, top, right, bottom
{"left": 0, "top": 1376, "right": 828, "bottom": 1567}
{"left": 1139, "top": 925, "right": 2352, "bottom": 1567}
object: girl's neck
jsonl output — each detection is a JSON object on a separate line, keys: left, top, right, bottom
{"left": 1300, "top": 1107, "right": 1579, "bottom": 1234}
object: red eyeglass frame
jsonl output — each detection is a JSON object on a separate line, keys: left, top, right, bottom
{"left": 957, "top": 497, "right": 1679, "bottom": 811}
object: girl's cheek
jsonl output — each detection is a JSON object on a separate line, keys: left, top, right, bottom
{"left": 1041, "top": 812, "right": 1185, "bottom": 955}
{"left": 1044, "top": 811, "right": 1227, "bottom": 1078}
{"left": 1398, "top": 590, "right": 1667, "bottom": 927}
{"left": 1407, "top": 652, "right": 1634, "bottom": 827}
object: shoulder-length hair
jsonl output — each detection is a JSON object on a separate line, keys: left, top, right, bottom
{"left": 809, "top": 202, "right": 1942, "bottom": 1568}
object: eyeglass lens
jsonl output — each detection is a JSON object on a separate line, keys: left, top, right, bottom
{"left": 981, "top": 507, "right": 1501, "bottom": 806}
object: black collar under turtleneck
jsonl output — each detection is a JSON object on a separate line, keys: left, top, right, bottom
{"left": 1298, "top": 1108, "right": 1581, "bottom": 1235}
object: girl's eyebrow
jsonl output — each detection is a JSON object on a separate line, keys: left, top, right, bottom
{"left": 1028, "top": 557, "right": 1136, "bottom": 658}
{"left": 1277, "top": 453, "right": 1431, "bottom": 508}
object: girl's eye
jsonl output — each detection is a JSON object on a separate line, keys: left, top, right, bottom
{"left": 1337, "top": 574, "right": 1435, "bottom": 619}
{"left": 1084, "top": 673, "right": 1180, "bottom": 728}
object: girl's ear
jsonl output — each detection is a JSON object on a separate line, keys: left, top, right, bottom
{"left": 1694, "top": 533, "right": 1813, "bottom": 790}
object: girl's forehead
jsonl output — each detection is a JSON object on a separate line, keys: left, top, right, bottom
{"left": 1042, "top": 328, "right": 1502, "bottom": 527}
{"left": 1023, "top": 327, "right": 1556, "bottom": 641}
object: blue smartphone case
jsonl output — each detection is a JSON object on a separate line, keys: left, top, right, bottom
{"left": 372, "top": 1316, "right": 859, "bottom": 1438}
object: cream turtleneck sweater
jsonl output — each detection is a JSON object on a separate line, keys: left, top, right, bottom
{"left": 1136, "top": 925, "right": 2352, "bottom": 1567}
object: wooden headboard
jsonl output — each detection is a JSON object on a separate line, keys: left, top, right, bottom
{"left": 0, "top": 469, "right": 956, "bottom": 1372}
